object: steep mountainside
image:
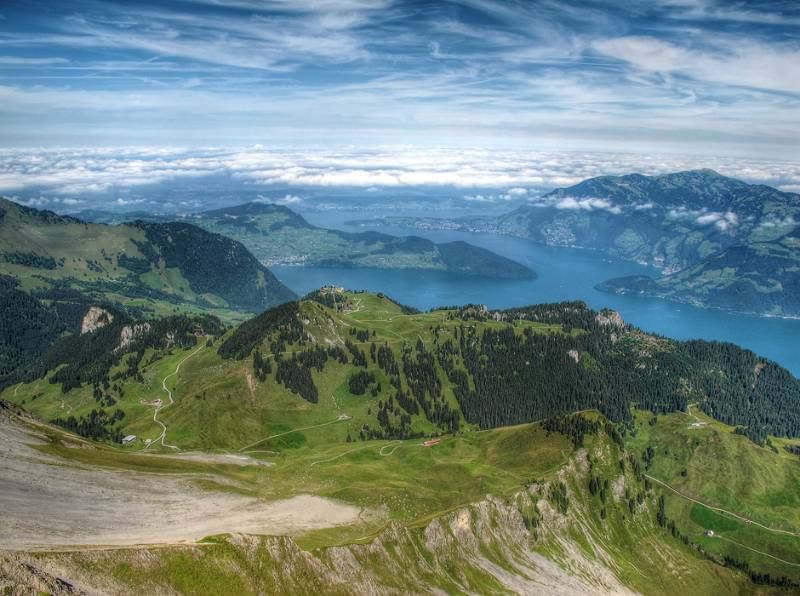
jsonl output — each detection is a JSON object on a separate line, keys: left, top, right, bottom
{"left": 600, "top": 226, "right": 800, "bottom": 317}
{"left": 79, "top": 202, "right": 536, "bottom": 279}
{"left": 6, "top": 290, "right": 800, "bottom": 454}
{"left": 499, "top": 169, "right": 799, "bottom": 273}
{"left": 0, "top": 197, "right": 296, "bottom": 318}
{"left": 0, "top": 410, "right": 771, "bottom": 595}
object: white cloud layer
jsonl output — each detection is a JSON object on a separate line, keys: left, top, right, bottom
{"left": 555, "top": 197, "right": 622, "bottom": 214}
{"left": 256, "top": 193, "right": 303, "bottom": 205}
{"left": 0, "top": 146, "right": 799, "bottom": 206}
{"left": 695, "top": 210, "right": 739, "bottom": 231}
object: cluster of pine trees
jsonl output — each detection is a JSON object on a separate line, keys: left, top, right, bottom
{"left": 252, "top": 349, "right": 272, "bottom": 381}
{"left": 275, "top": 354, "right": 318, "bottom": 403}
{"left": 52, "top": 407, "right": 125, "bottom": 442}
{"left": 217, "top": 301, "right": 303, "bottom": 359}
{"left": 345, "top": 339, "right": 368, "bottom": 367}
{"left": 349, "top": 327, "right": 371, "bottom": 342}
{"left": 542, "top": 414, "right": 601, "bottom": 448}
{"left": 403, "top": 339, "right": 460, "bottom": 433}
{"left": 348, "top": 370, "right": 375, "bottom": 395}
{"left": 2, "top": 251, "right": 58, "bottom": 269}
{"left": 0, "top": 276, "right": 68, "bottom": 389}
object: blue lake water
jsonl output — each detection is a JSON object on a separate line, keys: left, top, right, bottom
{"left": 273, "top": 211, "right": 800, "bottom": 376}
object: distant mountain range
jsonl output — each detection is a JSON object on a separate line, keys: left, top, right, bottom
{"left": 77, "top": 202, "right": 536, "bottom": 280}
{"left": 348, "top": 170, "right": 800, "bottom": 317}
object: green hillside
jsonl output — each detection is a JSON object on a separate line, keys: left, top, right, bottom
{"left": 7, "top": 289, "right": 800, "bottom": 451}
{"left": 3, "top": 289, "right": 800, "bottom": 592}
{"left": 1, "top": 407, "right": 779, "bottom": 595}
{"left": 0, "top": 198, "right": 296, "bottom": 319}
{"left": 3, "top": 399, "right": 797, "bottom": 593}
{"left": 0, "top": 197, "right": 297, "bottom": 390}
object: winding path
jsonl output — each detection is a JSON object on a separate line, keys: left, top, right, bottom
{"left": 309, "top": 444, "right": 373, "bottom": 467}
{"left": 645, "top": 474, "right": 800, "bottom": 538}
{"left": 716, "top": 536, "right": 800, "bottom": 568}
{"left": 379, "top": 441, "right": 403, "bottom": 456}
{"left": 146, "top": 342, "right": 206, "bottom": 451}
{"left": 311, "top": 438, "right": 432, "bottom": 467}
{"left": 239, "top": 414, "right": 350, "bottom": 453}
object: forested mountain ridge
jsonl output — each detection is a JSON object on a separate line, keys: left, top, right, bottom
{"left": 0, "top": 197, "right": 296, "bottom": 319}
{"left": 6, "top": 289, "right": 799, "bottom": 450}
{"left": 79, "top": 202, "right": 536, "bottom": 279}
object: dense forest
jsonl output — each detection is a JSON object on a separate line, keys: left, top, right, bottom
{"left": 684, "top": 340, "right": 800, "bottom": 441}
{"left": 134, "top": 221, "right": 296, "bottom": 312}
{"left": 52, "top": 407, "right": 126, "bottom": 442}
{"left": 214, "top": 296, "right": 800, "bottom": 442}
{"left": 0, "top": 275, "right": 87, "bottom": 390}
{"left": 217, "top": 301, "right": 304, "bottom": 359}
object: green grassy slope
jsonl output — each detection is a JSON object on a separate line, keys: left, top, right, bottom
{"left": 0, "top": 197, "right": 296, "bottom": 320}
{"left": 628, "top": 407, "right": 800, "bottom": 584}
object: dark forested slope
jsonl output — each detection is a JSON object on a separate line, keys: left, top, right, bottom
{"left": 0, "top": 197, "right": 296, "bottom": 319}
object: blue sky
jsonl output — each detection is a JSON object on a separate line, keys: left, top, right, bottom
{"left": 0, "top": 0, "right": 798, "bottom": 157}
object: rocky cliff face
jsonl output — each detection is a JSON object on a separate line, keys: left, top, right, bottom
{"left": 0, "top": 479, "right": 632, "bottom": 595}
{"left": 1, "top": 440, "right": 751, "bottom": 595}
{"left": 79, "top": 306, "right": 113, "bottom": 335}
{"left": 116, "top": 323, "right": 150, "bottom": 352}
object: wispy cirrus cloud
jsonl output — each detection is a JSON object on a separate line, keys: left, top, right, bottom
{"left": 0, "top": 1, "right": 797, "bottom": 153}
{"left": 594, "top": 35, "right": 800, "bottom": 94}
